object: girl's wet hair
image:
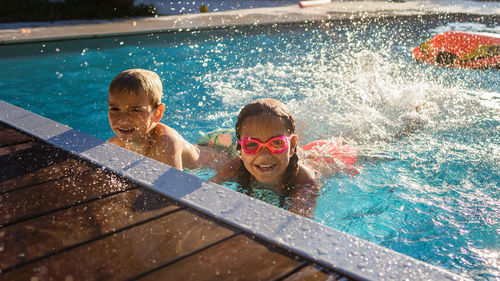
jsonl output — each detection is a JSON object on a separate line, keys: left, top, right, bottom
{"left": 235, "top": 98, "right": 299, "bottom": 200}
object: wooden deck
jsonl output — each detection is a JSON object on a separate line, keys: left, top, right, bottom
{"left": 0, "top": 122, "right": 351, "bottom": 281}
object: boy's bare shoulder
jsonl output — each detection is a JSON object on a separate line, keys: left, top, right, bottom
{"left": 155, "top": 122, "right": 179, "bottom": 135}
{"left": 148, "top": 123, "right": 186, "bottom": 168}
{"left": 154, "top": 123, "right": 184, "bottom": 146}
{"left": 151, "top": 123, "right": 200, "bottom": 169}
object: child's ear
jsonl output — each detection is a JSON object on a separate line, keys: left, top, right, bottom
{"left": 290, "top": 135, "right": 298, "bottom": 156}
{"left": 153, "top": 103, "right": 165, "bottom": 122}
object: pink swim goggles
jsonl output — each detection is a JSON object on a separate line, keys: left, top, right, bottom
{"left": 238, "top": 135, "right": 296, "bottom": 155}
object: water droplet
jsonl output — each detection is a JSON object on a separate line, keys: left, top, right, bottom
{"left": 357, "top": 262, "right": 368, "bottom": 269}
{"left": 299, "top": 225, "right": 310, "bottom": 231}
{"left": 316, "top": 248, "right": 328, "bottom": 255}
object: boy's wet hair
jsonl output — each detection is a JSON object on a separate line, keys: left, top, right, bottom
{"left": 235, "top": 98, "right": 299, "bottom": 201}
{"left": 109, "top": 69, "right": 163, "bottom": 108}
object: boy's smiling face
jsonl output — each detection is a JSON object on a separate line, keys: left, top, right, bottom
{"left": 239, "top": 115, "right": 297, "bottom": 187}
{"left": 108, "top": 90, "right": 161, "bottom": 144}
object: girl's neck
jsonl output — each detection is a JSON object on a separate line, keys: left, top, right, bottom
{"left": 250, "top": 176, "right": 286, "bottom": 196}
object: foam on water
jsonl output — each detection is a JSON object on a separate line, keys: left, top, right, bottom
{"left": 431, "top": 22, "right": 500, "bottom": 36}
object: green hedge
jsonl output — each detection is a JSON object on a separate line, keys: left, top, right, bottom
{"left": 0, "top": 0, "right": 157, "bottom": 23}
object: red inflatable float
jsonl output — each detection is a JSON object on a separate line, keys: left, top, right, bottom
{"left": 300, "top": 140, "right": 359, "bottom": 176}
{"left": 412, "top": 31, "right": 500, "bottom": 69}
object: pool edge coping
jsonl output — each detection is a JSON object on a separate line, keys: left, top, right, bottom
{"left": 0, "top": 100, "right": 469, "bottom": 281}
{"left": 1, "top": 0, "right": 499, "bottom": 44}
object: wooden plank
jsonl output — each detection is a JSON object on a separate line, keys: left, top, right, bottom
{"left": 136, "top": 234, "right": 304, "bottom": 281}
{"left": 0, "top": 169, "right": 135, "bottom": 226}
{"left": 282, "top": 265, "right": 345, "bottom": 281}
{"left": 0, "top": 188, "right": 181, "bottom": 272}
{"left": 0, "top": 158, "right": 92, "bottom": 193}
{"left": 0, "top": 209, "right": 236, "bottom": 281}
{"left": 0, "top": 141, "right": 38, "bottom": 157}
{"left": 0, "top": 142, "right": 70, "bottom": 182}
{"left": 0, "top": 128, "right": 34, "bottom": 147}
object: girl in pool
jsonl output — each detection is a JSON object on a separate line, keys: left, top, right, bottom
{"left": 211, "top": 98, "right": 357, "bottom": 217}
{"left": 208, "top": 98, "right": 429, "bottom": 217}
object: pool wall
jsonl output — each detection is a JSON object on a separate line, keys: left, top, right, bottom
{"left": 0, "top": 100, "right": 467, "bottom": 280}
{"left": 1, "top": 0, "right": 498, "bottom": 44}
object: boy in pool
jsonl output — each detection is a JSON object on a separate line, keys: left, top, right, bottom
{"left": 107, "top": 69, "right": 201, "bottom": 170}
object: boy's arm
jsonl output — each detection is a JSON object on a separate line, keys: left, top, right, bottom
{"left": 210, "top": 158, "right": 241, "bottom": 184}
{"left": 155, "top": 135, "right": 184, "bottom": 170}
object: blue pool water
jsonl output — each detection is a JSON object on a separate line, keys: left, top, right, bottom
{"left": 1, "top": 15, "right": 499, "bottom": 280}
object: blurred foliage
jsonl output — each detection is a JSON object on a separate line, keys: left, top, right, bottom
{"left": 0, "top": 0, "right": 157, "bottom": 22}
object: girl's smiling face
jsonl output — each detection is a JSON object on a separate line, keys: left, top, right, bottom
{"left": 239, "top": 114, "right": 297, "bottom": 187}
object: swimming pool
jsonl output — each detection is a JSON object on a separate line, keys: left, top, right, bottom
{"left": 1, "top": 14, "right": 499, "bottom": 280}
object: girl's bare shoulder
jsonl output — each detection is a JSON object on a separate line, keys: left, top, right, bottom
{"left": 296, "top": 163, "right": 319, "bottom": 190}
